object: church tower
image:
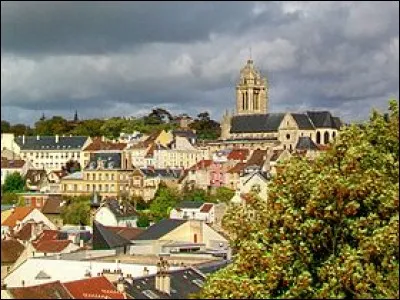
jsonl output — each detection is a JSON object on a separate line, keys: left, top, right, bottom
{"left": 235, "top": 59, "right": 268, "bottom": 115}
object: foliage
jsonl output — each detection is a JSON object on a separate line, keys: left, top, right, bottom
{"left": 34, "top": 116, "right": 73, "bottom": 135}
{"left": 62, "top": 160, "right": 81, "bottom": 174}
{"left": 2, "top": 172, "right": 26, "bottom": 193}
{"left": 149, "top": 182, "right": 179, "bottom": 221}
{"left": 137, "top": 214, "right": 151, "bottom": 228}
{"left": 1, "top": 120, "right": 11, "bottom": 133}
{"left": 60, "top": 196, "right": 91, "bottom": 225}
{"left": 198, "top": 100, "right": 399, "bottom": 299}
{"left": 182, "top": 187, "right": 210, "bottom": 202}
{"left": 211, "top": 187, "right": 235, "bottom": 203}
{"left": 1, "top": 192, "right": 19, "bottom": 204}
{"left": 189, "top": 112, "right": 220, "bottom": 140}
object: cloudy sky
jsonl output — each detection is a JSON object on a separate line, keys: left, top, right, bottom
{"left": 1, "top": 1, "right": 399, "bottom": 125}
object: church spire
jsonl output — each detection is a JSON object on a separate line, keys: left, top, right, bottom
{"left": 40, "top": 112, "right": 46, "bottom": 121}
{"left": 74, "top": 110, "right": 79, "bottom": 122}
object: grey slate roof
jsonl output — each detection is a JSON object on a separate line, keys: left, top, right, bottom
{"left": 306, "top": 111, "right": 336, "bottom": 128}
{"left": 104, "top": 199, "right": 138, "bottom": 219}
{"left": 15, "top": 136, "right": 88, "bottom": 150}
{"left": 177, "top": 201, "right": 204, "bottom": 209}
{"left": 134, "top": 219, "right": 187, "bottom": 241}
{"left": 296, "top": 136, "right": 319, "bottom": 150}
{"left": 85, "top": 153, "right": 121, "bottom": 170}
{"left": 92, "top": 220, "right": 131, "bottom": 250}
{"left": 332, "top": 117, "right": 342, "bottom": 129}
{"left": 230, "top": 113, "right": 285, "bottom": 133}
{"left": 172, "top": 130, "right": 197, "bottom": 140}
{"left": 291, "top": 113, "right": 315, "bottom": 130}
{"left": 140, "top": 168, "right": 184, "bottom": 179}
{"left": 123, "top": 267, "right": 206, "bottom": 299}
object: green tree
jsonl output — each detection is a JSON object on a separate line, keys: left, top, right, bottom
{"left": 149, "top": 182, "right": 179, "bottom": 221}
{"left": 137, "top": 214, "right": 150, "bottom": 228}
{"left": 100, "top": 117, "right": 127, "bottom": 139}
{"left": 2, "top": 172, "right": 26, "bottom": 193}
{"left": 60, "top": 196, "right": 90, "bottom": 225}
{"left": 10, "top": 124, "right": 32, "bottom": 136}
{"left": 189, "top": 112, "right": 220, "bottom": 140}
{"left": 211, "top": 187, "right": 235, "bottom": 203}
{"left": 1, "top": 192, "right": 19, "bottom": 204}
{"left": 197, "top": 100, "right": 399, "bottom": 299}
{"left": 1, "top": 120, "right": 11, "bottom": 133}
{"left": 71, "top": 119, "right": 105, "bottom": 136}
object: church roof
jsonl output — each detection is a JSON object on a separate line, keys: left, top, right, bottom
{"left": 296, "top": 136, "right": 319, "bottom": 151}
{"left": 306, "top": 111, "right": 339, "bottom": 129}
{"left": 291, "top": 113, "right": 315, "bottom": 130}
{"left": 230, "top": 113, "right": 285, "bottom": 133}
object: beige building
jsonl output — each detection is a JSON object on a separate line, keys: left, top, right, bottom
{"left": 220, "top": 59, "right": 342, "bottom": 151}
{"left": 60, "top": 152, "right": 134, "bottom": 198}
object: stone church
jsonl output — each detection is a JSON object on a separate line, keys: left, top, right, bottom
{"left": 218, "top": 59, "right": 342, "bottom": 152}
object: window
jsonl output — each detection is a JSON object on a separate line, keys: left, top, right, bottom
{"left": 324, "top": 131, "right": 329, "bottom": 144}
{"left": 316, "top": 131, "right": 321, "bottom": 144}
{"left": 286, "top": 134, "right": 290, "bottom": 140}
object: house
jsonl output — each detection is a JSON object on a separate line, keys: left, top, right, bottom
{"left": 3, "top": 256, "right": 181, "bottom": 288}
{"left": 1, "top": 207, "right": 57, "bottom": 235}
{"left": 1, "top": 239, "right": 25, "bottom": 280}
{"left": 170, "top": 201, "right": 225, "bottom": 225}
{"left": 94, "top": 199, "right": 138, "bottom": 227}
{"left": 12, "top": 221, "right": 52, "bottom": 245}
{"left": 63, "top": 276, "right": 126, "bottom": 299}
{"left": 40, "top": 195, "right": 65, "bottom": 227}
{"left": 239, "top": 170, "right": 270, "bottom": 201}
{"left": 131, "top": 219, "right": 229, "bottom": 258}
{"left": 92, "top": 221, "right": 132, "bottom": 254}
{"left": 1, "top": 158, "right": 31, "bottom": 185}
{"left": 14, "top": 135, "right": 91, "bottom": 173}
{"left": 25, "top": 170, "right": 50, "bottom": 193}
{"left": 105, "top": 226, "right": 143, "bottom": 241}
{"left": 60, "top": 152, "right": 135, "bottom": 198}
{"left": 16, "top": 192, "right": 51, "bottom": 210}
{"left": 3, "top": 280, "right": 73, "bottom": 299}
{"left": 121, "top": 259, "right": 206, "bottom": 299}
{"left": 47, "top": 170, "right": 68, "bottom": 193}
{"left": 3, "top": 276, "right": 127, "bottom": 299}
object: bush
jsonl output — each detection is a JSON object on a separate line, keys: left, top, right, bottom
{"left": 137, "top": 214, "right": 150, "bottom": 228}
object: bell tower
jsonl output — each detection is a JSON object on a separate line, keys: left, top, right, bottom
{"left": 235, "top": 59, "right": 268, "bottom": 115}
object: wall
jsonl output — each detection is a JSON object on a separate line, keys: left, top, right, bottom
{"left": 94, "top": 207, "right": 118, "bottom": 227}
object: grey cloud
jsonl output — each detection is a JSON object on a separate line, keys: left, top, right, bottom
{"left": 1, "top": 1, "right": 399, "bottom": 126}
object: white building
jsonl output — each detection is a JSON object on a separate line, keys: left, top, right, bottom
{"left": 169, "top": 201, "right": 223, "bottom": 224}
{"left": 13, "top": 135, "right": 91, "bottom": 173}
{"left": 94, "top": 199, "right": 138, "bottom": 227}
{"left": 4, "top": 255, "right": 181, "bottom": 288}
{"left": 1, "top": 158, "right": 31, "bottom": 185}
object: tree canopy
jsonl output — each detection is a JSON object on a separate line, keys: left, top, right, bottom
{"left": 2, "top": 172, "right": 26, "bottom": 193}
{"left": 197, "top": 100, "right": 399, "bottom": 299}
{"left": 60, "top": 196, "right": 91, "bottom": 225}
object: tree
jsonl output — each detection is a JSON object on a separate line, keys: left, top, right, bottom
{"left": 2, "top": 172, "right": 26, "bottom": 193}
{"left": 10, "top": 124, "right": 32, "bottom": 136}
{"left": 197, "top": 100, "right": 399, "bottom": 299}
{"left": 211, "top": 187, "right": 235, "bottom": 203}
{"left": 189, "top": 112, "right": 220, "bottom": 140}
{"left": 62, "top": 160, "right": 81, "bottom": 174}
{"left": 1, "top": 120, "right": 11, "bottom": 133}
{"left": 60, "top": 196, "right": 90, "bottom": 225}
{"left": 1, "top": 192, "right": 19, "bottom": 204}
{"left": 149, "top": 182, "right": 179, "bottom": 221}
{"left": 137, "top": 214, "right": 150, "bottom": 228}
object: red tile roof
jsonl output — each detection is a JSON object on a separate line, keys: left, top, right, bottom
{"left": 1, "top": 207, "right": 35, "bottom": 228}
{"left": 36, "top": 230, "right": 60, "bottom": 242}
{"left": 9, "top": 281, "right": 73, "bottom": 299}
{"left": 13, "top": 223, "right": 34, "bottom": 241}
{"left": 227, "top": 162, "right": 246, "bottom": 174}
{"left": 33, "top": 239, "right": 71, "bottom": 253}
{"left": 1, "top": 239, "right": 25, "bottom": 263}
{"left": 227, "top": 149, "right": 250, "bottom": 161}
{"left": 200, "top": 203, "right": 214, "bottom": 213}
{"left": 63, "top": 276, "right": 126, "bottom": 299}
{"left": 189, "top": 159, "right": 213, "bottom": 170}
{"left": 1, "top": 159, "right": 26, "bottom": 169}
{"left": 83, "top": 138, "right": 127, "bottom": 151}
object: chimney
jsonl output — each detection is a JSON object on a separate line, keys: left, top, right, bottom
{"left": 84, "top": 269, "right": 91, "bottom": 277}
{"left": 155, "top": 261, "right": 161, "bottom": 291}
{"left": 163, "top": 262, "right": 171, "bottom": 295}
{"left": 143, "top": 267, "right": 149, "bottom": 276}
{"left": 80, "top": 239, "right": 84, "bottom": 248}
{"left": 55, "top": 135, "right": 59, "bottom": 143}
{"left": 116, "top": 276, "right": 125, "bottom": 293}
{"left": 22, "top": 135, "right": 25, "bottom": 145}
{"left": 36, "top": 135, "right": 40, "bottom": 141}
{"left": 101, "top": 136, "right": 105, "bottom": 142}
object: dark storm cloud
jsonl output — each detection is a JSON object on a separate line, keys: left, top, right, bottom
{"left": 1, "top": 1, "right": 399, "bottom": 125}
{"left": 1, "top": 1, "right": 255, "bottom": 56}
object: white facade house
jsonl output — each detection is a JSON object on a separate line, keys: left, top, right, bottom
{"left": 1, "top": 159, "right": 31, "bottom": 185}
{"left": 169, "top": 201, "right": 221, "bottom": 224}
{"left": 1, "top": 208, "right": 57, "bottom": 236}
{"left": 239, "top": 171, "right": 270, "bottom": 201}
{"left": 94, "top": 199, "right": 138, "bottom": 227}
{"left": 4, "top": 256, "right": 181, "bottom": 288}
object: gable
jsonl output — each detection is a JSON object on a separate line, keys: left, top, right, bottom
{"left": 278, "top": 113, "right": 299, "bottom": 130}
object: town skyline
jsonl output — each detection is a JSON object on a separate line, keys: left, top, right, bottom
{"left": 1, "top": 1, "right": 399, "bottom": 125}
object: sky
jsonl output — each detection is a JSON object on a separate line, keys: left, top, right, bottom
{"left": 1, "top": 1, "right": 399, "bottom": 125}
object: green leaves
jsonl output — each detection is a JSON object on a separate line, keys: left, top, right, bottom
{"left": 198, "top": 100, "right": 399, "bottom": 299}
